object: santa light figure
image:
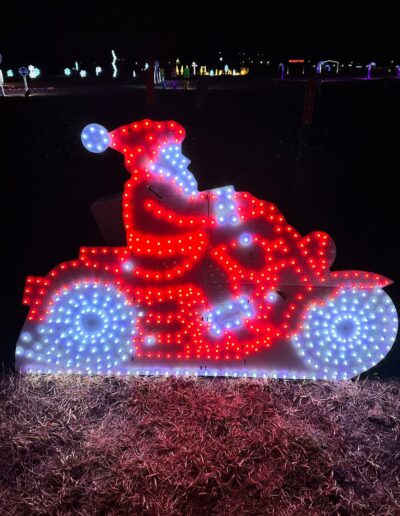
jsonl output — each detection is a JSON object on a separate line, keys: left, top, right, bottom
{"left": 16, "top": 120, "right": 398, "bottom": 379}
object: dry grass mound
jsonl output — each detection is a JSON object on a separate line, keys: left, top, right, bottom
{"left": 1, "top": 374, "right": 399, "bottom": 515}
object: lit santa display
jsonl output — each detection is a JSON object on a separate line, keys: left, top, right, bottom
{"left": 16, "top": 120, "right": 398, "bottom": 379}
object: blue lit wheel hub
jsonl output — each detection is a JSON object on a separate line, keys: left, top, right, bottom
{"left": 77, "top": 311, "right": 106, "bottom": 336}
{"left": 292, "top": 287, "right": 398, "bottom": 380}
{"left": 81, "top": 123, "right": 110, "bottom": 153}
{"left": 334, "top": 316, "right": 360, "bottom": 340}
{"left": 16, "top": 281, "right": 137, "bottom": 374}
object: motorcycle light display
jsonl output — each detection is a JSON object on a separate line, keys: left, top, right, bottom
{"left": 16, "top": 119, "right": 398, "bottom": 379}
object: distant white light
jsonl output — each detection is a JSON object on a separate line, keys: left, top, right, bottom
{"left": 111, "top": 50, "right": 118, "bottom": 78}
{"left": 28, "top": 65, "right": 41, "bottom": 79}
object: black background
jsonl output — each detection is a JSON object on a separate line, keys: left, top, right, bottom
{"left": 1, "top": 1, "right": 399, "bottom": 70}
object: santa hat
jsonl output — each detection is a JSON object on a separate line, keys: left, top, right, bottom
{"left": 109, "top": 119, "right": 186, "bottom": 171}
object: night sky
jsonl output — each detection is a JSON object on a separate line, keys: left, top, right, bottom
{"left": 1, "top": 1, "right": 398, "bottom": 69}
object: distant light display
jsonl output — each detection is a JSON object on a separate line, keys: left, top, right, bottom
{"left": 154, "top": 60, "right": 161, "bottom": 84}
{"left": 317, "top": 60, "right": 340, "bottom": 74}
{"left": 80, "top": 70, "right": 87, "bottom": 78}
{"left": 28, "top": 65, "right": 41, "bottom": 79}
{"left": 7, "top": 69, "right": 14, "bottom": 78}
{"left": 366, "top": 62, "right": 376, "bottom": 80}
{"left": 111, "top": 50, "right": 118, "bottom": 78}
{"left": 16, "top": 119, "right": 398, "bottom": 379}
{"left": 64, "top": 68, "right": 72, "bottom": 76}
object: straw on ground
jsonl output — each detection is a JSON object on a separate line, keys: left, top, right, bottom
{"left": 1, "top": 375, "right": 399, "bottom": 515}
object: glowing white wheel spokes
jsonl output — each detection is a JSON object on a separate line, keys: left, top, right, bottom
{"left": 16, "top": 281, "right": 137, "bottom": 374}
{"left": 292, "top": 287, "right": 398, "bottom": 380}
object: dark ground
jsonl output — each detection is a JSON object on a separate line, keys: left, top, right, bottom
{"left": 0, "top": 78, "right": 399, "bottom": 376}
{"left": 1, "top": 375, "right": 399, "bottom": 515}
